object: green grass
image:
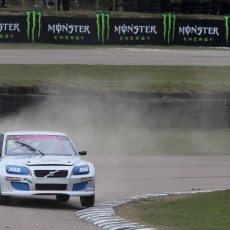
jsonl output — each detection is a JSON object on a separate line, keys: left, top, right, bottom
{"left": 1, "top": 64, "right": 230, "bottom": 92}
{"left": 115, "top": 190, "right": 230, "bottom": 230}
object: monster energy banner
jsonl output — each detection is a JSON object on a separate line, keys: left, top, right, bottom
{"left": 0, "top": 11, "right": 230, "bottom": 47}
{"left": 175, "top": 19, "right": 226, "bottom": 46}
{"left": 0, "top": 16, "right": 26, "bottom": 42}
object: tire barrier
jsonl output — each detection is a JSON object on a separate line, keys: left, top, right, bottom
{"left": 191, "top": 0, "right": 203, "bottom": 14}
{"left": 0, "top": 93, "right": 45, "bottom": 116}
{"left": 203, "top": 0, "right": 212, "bottom": 14}
{"left": 123, "top": 0, "right": 138, "bottom": 12}
{"left": 221, "top": 0, "right": 230, "bottom": 14}
{"left": 212, "top": 0, "right": 222, "bottom": 14}
{"left": 161, "top": 0, "right": 172, "bottom": 12}
{"left": 0, "top": 94, "right": 18, "bottom": 114}
{"left": 151, "top": 0, "right": 161, "bottom": 14}
{"left": 125, "top": 0, "right": 230, "bottom": 14}
{"left": 138, "top": 0, "right": 151, "bottom": 13}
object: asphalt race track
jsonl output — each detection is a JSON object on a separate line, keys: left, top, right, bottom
{"left": 1, "top": 48, "right": 230, "bottom": 65}
{"left": 0, "top": 48, "right": 230, "bottom": 230}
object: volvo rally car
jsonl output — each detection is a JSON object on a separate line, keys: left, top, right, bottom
{"left": 0, "top": 131, "right": 95, "bottom": 207}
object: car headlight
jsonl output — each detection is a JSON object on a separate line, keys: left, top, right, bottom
{"left": 73, "top": 165, "right": 90, "bottom": 175}
{"left": 6, "top": 165, "right": 29, "bottom": 175}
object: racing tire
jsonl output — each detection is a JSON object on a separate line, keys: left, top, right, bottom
{"left": 124, "top": 5, "right": 138, "bottom": 11}
{"left": 0, "top": 195, "right": 10, "bottom": 205}
{"left": 56, "top": 194, "right": 70, "bottom": 202}
{"left": 181, "top": 0, "right": 191, "bottom": 14}
{"left": 191, "top": 0, "right": 202, "bottom": 14}
{"left": 202, "top": 0, "right": 212, "bottom": 14}
{"left": 80, "top": 195, "right": 95, "bottom": 207}
{"left": 161, "top": 3, "right": 172, "bottom": 12}
{"left": 212, "top": 3, "right": 221, "bottom": 14}
{"left": 151, "top": 2, "right": 161, "bottom": 13}
{"left": 221, "top": 0, "right": 230, "bottom": 14}
{"left": 172, "top": 4, "right": 181, "bottom": 13}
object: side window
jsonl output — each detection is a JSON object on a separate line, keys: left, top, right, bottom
{"left": 0, "top": 134, "right": 3, "bottom": 156}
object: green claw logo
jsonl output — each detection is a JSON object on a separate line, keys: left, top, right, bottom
{"left": 25, "top": 9, "right": 43, "bottom": 43}
{"left": 224, "top": 16, "right": 230, "bottom": 44}
{"left": 162, "top": 13, "right": 176, "bottom": 45}
{"left": 95, "top": 11, "right": 110, "bottom": 44}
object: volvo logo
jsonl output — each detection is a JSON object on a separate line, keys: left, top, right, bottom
{"left": 44, "top": 170, "right": 59, "bottom": 178}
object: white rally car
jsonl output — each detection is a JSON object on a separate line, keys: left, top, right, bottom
{"left": 0, "top": 131, "right": 95, "bottom": 207}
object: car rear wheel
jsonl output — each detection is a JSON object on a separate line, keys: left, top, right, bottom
{"left": 80, "top": 195, "right": 95, "bottom": 207}
{"left": 0, "top": 195, "right": 10, "bottom": 205}
{"left": 56, "top": 194, "right": 70, "bottom": 202}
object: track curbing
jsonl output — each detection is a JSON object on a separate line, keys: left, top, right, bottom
{"left": 76, "top": 189, "right": 223, "bottom": 230}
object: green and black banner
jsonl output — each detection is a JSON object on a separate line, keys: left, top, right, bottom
{"left": 0, "top": 10, "right": 230, "bottom": 47}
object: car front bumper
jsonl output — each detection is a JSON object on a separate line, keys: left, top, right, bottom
{"left": 0, "top": 169, "right": 95, "bottom": 197}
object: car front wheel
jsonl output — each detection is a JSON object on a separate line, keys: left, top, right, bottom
{"left": 80, "top": 195, "right": 95, "bottom": 207}
{"left": 56, "top": 194, "right": 70, "bottom": 202}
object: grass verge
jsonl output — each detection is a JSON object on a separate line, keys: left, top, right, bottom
{"left": 1, "top": 64, "right": 230, "bottom": 92}
{"left": 115, "top": 190, "right": 230, "bottom": 230}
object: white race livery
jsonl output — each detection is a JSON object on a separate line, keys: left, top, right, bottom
{"left": 0, "top": 131, "right": 95, "bottom": 206}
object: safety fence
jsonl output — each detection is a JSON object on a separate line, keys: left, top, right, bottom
{"left": 0, "top": 10, "right": 230, "bottom": 47}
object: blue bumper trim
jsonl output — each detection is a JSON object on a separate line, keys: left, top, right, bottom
{"left": 72, "top": 182, "right": 88, "bottom": 191}
{"left": 11, "top": 182, "right": 29, "bottom": 191}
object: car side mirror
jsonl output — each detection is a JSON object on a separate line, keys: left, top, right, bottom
{"left": 78, "top": 151, "right": 87, "bottom": 156}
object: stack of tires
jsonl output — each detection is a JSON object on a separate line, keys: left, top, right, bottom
{"left": 161, "top": 0, "right": 172, "bottom": 12}
{"left": 212, "top": 0, "right": 221, "bottom": 14}
{"left": 191, "top": 0, "right": 203, "bottom": 14}
{"left": 181, "top": 0, "right": 191, "bottom": 14}
{"left": 0, "top": 94, "right": 18, "bottom": 115}
{"left": 123, "top": 0, "right": 138, "bottom": 12}
{"left": 137, "top": 0, "right": 151, "bottom": 13}
{"left": 202, "top": 0, "right": 212, "bottom": 14}
{"left": 171, "top": 0, "right": 182, "bottom": 13}
{"left": 124, "top": 0, "right": 230, "bottom": 15}
{"left": 221, "top": 0, "right": 230, "bottom": 14}
{"left": 151, "top": 0, "right": 161, "bottom": 13}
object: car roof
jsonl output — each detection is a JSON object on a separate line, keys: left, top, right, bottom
{"left": 3, "top": 131, "right": 67, "bottom": 136}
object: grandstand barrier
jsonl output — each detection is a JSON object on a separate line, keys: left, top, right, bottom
{"left": 0, "top": 10, "right": 230, "bottom": 47}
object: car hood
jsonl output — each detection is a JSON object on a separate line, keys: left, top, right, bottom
{"left": 1, "top": 155, "right": 81, "bottom": 166}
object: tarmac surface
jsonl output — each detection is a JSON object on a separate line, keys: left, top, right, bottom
{"left": 0, "top": 48, "right": 230, "bottom": 65}
{"left": 0, "top": 48, "right": 230, "bottom": 230}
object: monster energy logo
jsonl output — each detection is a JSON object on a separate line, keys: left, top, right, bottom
{"left": 224, "top": 16, "right": 230, "bottom": 44}
{"left": 95, "top": 11, "right": 110, "bottom": 44}
{"left": 25, "top": 9, "right": 42, "bottom": 43}
{"left": 162, "top": 13, "right": 176, "bottom": 45}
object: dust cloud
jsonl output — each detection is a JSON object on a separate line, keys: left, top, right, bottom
{"left": 0, "top": 93, "right": 229, "bottom": 156}
{"left": 0, "top": 94, "right": 158, "bottom": 156}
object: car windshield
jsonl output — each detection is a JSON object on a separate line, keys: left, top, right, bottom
{"left": 5, "top": 134, "right": 77, "bottom": 156}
